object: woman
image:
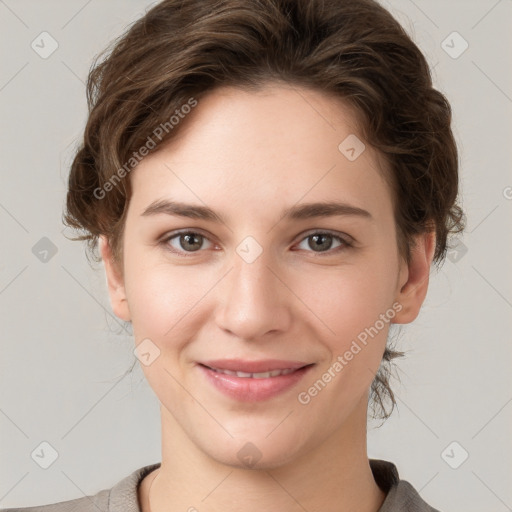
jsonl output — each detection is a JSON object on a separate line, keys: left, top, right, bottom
{"left": 2, "top": 0, "right": 464, "bottom": 510}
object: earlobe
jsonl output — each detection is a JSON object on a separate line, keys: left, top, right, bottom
{"left": 392, "top": 230, "right": 436, "bottom": 324}
{"left": 99, "top": 235, "right": 131, "bottom": 322}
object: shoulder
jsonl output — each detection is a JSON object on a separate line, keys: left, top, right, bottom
{"left": 0, "top": 462, "right": 161, "bottom": 512}
{"left": 388, "top": 480, "right": 442, "bottom": 512}
{"left": 0, "top": 489, "right": 108, "bottom": 512}
{"left": 370, "top": 459, "right": 443, "bottom": 512}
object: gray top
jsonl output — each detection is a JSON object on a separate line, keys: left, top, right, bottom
{"left": 1, "top": 459, "right": 441, "bottom": 511}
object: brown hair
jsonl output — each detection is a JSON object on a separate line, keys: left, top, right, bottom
{"left": 63, "top": 0, "right": 465, "bottom": 420}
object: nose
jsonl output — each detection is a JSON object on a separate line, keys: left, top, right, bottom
{"left": 214, "top": 249, "right": 292, "bottom": 341}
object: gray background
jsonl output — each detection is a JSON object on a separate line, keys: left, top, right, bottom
{"left": 1, "top": 0, "right": 511, "bottom": 510}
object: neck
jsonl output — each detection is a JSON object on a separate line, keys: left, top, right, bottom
{"left": 142, "top": 398, "right": 386, "bottom": 512}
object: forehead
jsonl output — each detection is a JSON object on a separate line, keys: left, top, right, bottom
{"left": 128, "top": 84, "right": 393, "bottom": 221}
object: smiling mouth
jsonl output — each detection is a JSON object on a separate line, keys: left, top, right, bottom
{"left": 199, "top": 363, "right": 315, "bottom": 379}
{"left": 200, "top": 365, "right": 301, "bottom": 378}
{"left": 197, "top": 361, "right": 315, "bottom": 401}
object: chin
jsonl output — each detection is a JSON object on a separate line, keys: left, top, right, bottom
{"left": 200, "top": 432, "right": 306, "bottom": 471}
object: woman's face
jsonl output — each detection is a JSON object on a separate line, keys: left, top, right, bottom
{"left": 102, "top": 83, "right": 432, "bottom": 468}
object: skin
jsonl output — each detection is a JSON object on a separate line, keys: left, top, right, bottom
{"left": 100, "top": 83, "right": 435, "bottom": 512}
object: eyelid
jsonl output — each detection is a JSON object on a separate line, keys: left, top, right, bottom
{"left": 297, "top": 228, "right": 354, "bottom": 245}
{"left": 161, "top": 227, "right": 212, "bottom": 241}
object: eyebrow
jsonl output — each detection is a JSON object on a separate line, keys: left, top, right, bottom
{"left": 141, "top": 199, "right": 373, "bottom": 223}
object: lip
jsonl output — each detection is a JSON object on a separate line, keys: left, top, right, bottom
{"left": 197, "top": 359, "right": 315, "bottom": 402}
{"left": 200, "top": 359, "right": 310, "bottom": 373}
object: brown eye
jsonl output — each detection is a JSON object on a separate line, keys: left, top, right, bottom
{"left": 163, "top": 231, "right": 213, "bottom": 254}
{"left": 296, "top": 231, "right": 351, "bottom": 254}
{"left": 178, "top": 233, "right": 203, "bottom": 252}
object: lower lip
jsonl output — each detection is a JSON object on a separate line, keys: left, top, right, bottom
{"left": 198, "top": 364, "right": 314, "bottom": 402}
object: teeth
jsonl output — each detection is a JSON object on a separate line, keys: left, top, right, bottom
{"left": 210, "top": 367, "right": 298, "bottom": 378}
{"left": 236, "top": 371, "right": 253, "bottom": 378}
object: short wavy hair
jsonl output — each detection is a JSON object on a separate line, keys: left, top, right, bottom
{"left": 63, "top": 0, "right": 466, "bottom": 421}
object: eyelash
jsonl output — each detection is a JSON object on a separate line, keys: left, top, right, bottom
{"left": 160, "top": 229, "right": 353, "bottom": 257}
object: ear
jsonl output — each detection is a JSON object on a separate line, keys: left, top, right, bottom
{"left": 99, "top": 235, "right": 131, "bottom": 322}
{"left": 392, "top": 230, "right": 436, "bottom": 324}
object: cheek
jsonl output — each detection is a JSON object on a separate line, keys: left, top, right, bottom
{"left": 127, "top": 268, "right": 205, "bottom": 338}
{"left": 298, "top": 259, "right": 398, "bottom": 343}
{"left": 295, "top": 253, "right": 398, "bottom": 402}
{"left": 295, "top": 268, "right": 396, "bottom": 416}
{"left": 124, "top": 261, "right": 207, "bottom": 405}
{"left": 122, "top": 244, "right": 189, "bottom": 334}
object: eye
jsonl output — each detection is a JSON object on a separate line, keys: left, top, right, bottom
{"left": 295, "top": 231, "right": 352, "bottom": 254}
{"left": 162, "top": 230, "right": 214, "bottom": 255}
{"left": 160, "top": 229, "right": 352, "bottom": 257}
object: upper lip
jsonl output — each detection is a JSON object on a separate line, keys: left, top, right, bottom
{"left": 200, "top": 359, "right": 312, "bottom": 373}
